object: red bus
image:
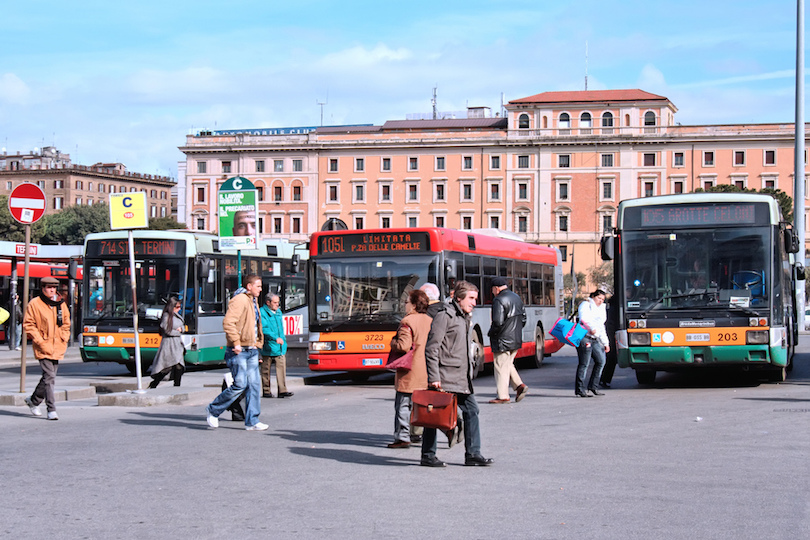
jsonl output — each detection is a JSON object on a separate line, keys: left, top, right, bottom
{"left": 307, "top": 228, "right": 564, "bottom": 375}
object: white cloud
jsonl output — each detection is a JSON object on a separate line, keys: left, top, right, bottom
{"left": 0, "top": 73, "right": 30, "bottom": 105}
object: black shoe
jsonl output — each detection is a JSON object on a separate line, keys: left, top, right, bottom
{"left": 410, "top": 435, "right": 422, "bottom": 443}
{"left": 589, "top": 388, "right": 605, "bottom": 396}
{"left": 464, "top": 454, "right": 494, "bottom": 467}
{"left": 576, "top": 392, "right": 592, "bottom": 398}
{"left": 262, "top": 393, "right": 274, "bottom": 398}
{"left": 420, "top": 456, "right": 446, "bottom": 468}
{"left": 387, "top": 440, "right": 411, "bottom": 449}
{"left": 278, "top": 392, "right": 294, "bottom": 398}
{"left": 600, "top": 381, "right": 611, "bottom": 389}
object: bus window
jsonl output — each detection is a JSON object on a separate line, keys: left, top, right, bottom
{"left": 285, "top": 278, "right": 306, "bottom": 311}
{"left": 199, "top": 258, "right": 224, "bottom": 314}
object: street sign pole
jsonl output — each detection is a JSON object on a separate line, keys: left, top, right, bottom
{"left": 128, "top": 229, "right": 145, "bottom": 393}
{"left": 19, "top": 224, "right": 31, "bottom": 393}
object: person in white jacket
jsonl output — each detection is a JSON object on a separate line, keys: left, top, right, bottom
{"left": 575, "top": 289, "right": 610, "bottom": 398}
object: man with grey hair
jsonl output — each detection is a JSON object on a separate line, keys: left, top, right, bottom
{"left": 419, "top": 283, "right": 444, "bottom": 319}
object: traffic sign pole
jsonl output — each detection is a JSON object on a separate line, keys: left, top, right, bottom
{"left": 19, "top": 225, "right": 31, "bottom": 393}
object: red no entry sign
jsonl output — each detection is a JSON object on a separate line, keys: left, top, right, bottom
{"left": 9, "top": 183, "right": 46, "bottom": 224}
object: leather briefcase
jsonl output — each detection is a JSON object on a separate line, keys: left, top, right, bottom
{"left": 410, "top": 389, "right": 457, "bottom": 431}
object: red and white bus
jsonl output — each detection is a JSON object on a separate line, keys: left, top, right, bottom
{"left": 307, "top": 228, "right": 564, "bottom": 375}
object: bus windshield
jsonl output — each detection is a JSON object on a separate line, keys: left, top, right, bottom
{"left": 312, "top": 254, "right": 440, "bottom": 327}
{"left": 622, "top": 226, "right": 771, "bottom": 313}
{"left": 84, "top": 258, "right": 188, "bottom": 324}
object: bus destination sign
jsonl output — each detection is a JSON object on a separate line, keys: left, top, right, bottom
{"left": 86, "top": 239, "right": 186, "bottom": 258}
{"left": 627, "top": 203, "right": 768, "bottom": 229}
{"left": 318, "top": 232, "right": 430, "bottom": 256}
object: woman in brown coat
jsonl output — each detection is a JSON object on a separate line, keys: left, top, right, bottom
{"left": 387, "top": 289, "right": 432, "bottom": 448}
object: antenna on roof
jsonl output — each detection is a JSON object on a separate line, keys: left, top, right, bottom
{"left": 585, "top": 41, "right": 589, "bottom": 91}
{"left": 432, "top": 86, "right": 438, "bottom": 120}
{"left": 317, "top": 89, "right": 329, "bottom": 126}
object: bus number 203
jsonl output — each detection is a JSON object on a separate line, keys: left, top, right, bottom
{"left": 717, "top": 333, "right": 739, "bottom": 342}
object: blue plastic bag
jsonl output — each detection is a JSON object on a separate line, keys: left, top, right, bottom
{"left": 550, "top": 317, "right": 587, "bottom": 347}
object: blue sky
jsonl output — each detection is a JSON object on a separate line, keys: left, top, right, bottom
{"left": 0, "top": 0, "right": 802, "bottom": 178}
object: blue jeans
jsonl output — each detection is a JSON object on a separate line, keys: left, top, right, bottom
{"left": 421, "top": 393, "right": 481, "bottom": 459}
{"left": 576, "top": 336, "right": 606, "bottom": 395}
{"left": 208, "top": 348, "right": 261, "bottom": 426}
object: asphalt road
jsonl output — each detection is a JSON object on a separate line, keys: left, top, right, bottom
{"left": 1, "top": 340, "right": 809, "bottom": 539}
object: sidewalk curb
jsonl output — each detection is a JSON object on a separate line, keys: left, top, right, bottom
{"left": 0, "top": 386, "right": 97, "bottom": 406}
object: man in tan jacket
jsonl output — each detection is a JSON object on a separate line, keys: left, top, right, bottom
{"left": 23, "top": 277, "right": 71, "bottom": 421}
{"left": 205, "top": 274, "right": 268, "bottom": 430}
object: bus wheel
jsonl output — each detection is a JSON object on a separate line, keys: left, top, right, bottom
{"left": 768, "top": 366, "right": 787, "bottom": 382}
{"left": 471, "top": 333, "right": 485, "bottom": 379}
{"left": 125, "top": 361, "right": 151, "bottom": 377}
{"left": 635, "top": 370, "right": 656, "bottom": 385}
{"left": 534, "top": 327, "right": 545, "bottom": 368}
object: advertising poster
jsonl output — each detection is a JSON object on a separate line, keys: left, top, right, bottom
{"left": 218, "top": 177, "right": 258, "bottom": 250}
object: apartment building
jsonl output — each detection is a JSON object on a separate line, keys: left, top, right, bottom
{"left": 0, "top": 146, "right": 176, "bottom": 219}
{"left": 179, "top": 89, "right": 808, "bottom": 284}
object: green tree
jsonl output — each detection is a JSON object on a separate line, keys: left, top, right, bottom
{"left": 148, "top": 217, "right": 187, "bottom": 230}
{"left": 0, "top": 195, "right": 46, "bottom": 242}
{"left": 587, "top": 261, "right": 614, "bottom": 294}
{"left": 695, "top": 184, "right": 793, "bottom": 222}
{"left": 38, "top": 203, "right": 111, "bottom": 245}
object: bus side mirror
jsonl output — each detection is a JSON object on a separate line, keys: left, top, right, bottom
{"left": 783, "top": 225, "right": 800, "bottom": 254}
{"left": 796, "top": 263, "right": 806, "bottom": 281}
{"left": 291, "top": 254, "right": 300, "bottom": 273}
{"left": 68, "top": 259, "right": 79, "bottom": 280}
{"left": 600, "top": 236, "right": 615, "bottom": 261}
{"left": 198, "top": 257, "right": 211, "bottom": 277}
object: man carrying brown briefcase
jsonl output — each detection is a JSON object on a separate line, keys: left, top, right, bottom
{"left": 420, "top": 280, "right": 493, "bottom": 468}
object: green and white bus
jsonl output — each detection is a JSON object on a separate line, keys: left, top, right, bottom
{"left": 80, "top": 230, "right": 307, "bottom": 373}
{"left": 601, "top": 193, "right": 804, "bottom": 384}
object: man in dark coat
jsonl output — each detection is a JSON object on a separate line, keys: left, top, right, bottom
{"left": 488, "top": 277, "right": 528, "bottom": 404}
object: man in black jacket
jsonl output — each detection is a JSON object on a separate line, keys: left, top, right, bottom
{"left": 488, "top": 277, "right": 528, "bottom": 404}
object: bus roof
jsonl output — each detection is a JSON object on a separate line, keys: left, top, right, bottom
{"left": 617, "top": 193, "right": 784, "bottom": 227}
{"left": 310, "top": 227, "right": 560, "bottom": 265}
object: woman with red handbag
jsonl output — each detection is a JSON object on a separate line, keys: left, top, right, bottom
{"left": 387, "top": 289, "right": 431, "bottom": 449}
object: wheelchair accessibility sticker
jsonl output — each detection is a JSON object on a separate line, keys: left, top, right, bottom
{"left": 652, "top": 333, "right": 662, "bottom": 343}
{"left": 338, "top": 341, "right": 346, "bottom": 350}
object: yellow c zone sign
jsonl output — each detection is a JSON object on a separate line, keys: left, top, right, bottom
{"left": 109, "top": 192, "right": 148, "bottom": 229}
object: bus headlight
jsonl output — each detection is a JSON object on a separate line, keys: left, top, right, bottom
{"left": 746, "top": 330, "right": 769, "bottom": 344}
{"left": 83, "top": 335, "right": 98, "bottom": 347}
{"left": 628, "top": 332, "right": 651, "bottom": 346}
{"left": 309, "top": 341, "right": 336, "bottom": 352}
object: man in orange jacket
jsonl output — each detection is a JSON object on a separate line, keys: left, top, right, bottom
{"left": 23, "top": 277, "right": 71, "bottom": 421}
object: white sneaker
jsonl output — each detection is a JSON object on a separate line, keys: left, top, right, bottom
{"left": 47, "top": 411, "right": 59, "bottom": 421}
{"left": 245, "top": 422, "right": 269, "bottom": 431}
{"left": 24, "top": 397, "right": 42, "bottom": 417}
{"left": 206, "top": 413, "right": 219, "bottom": 429}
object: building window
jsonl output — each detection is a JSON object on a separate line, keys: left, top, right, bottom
{"left": 580, "top": 112, "right": 592, "bottom": 133}
{"left": 161, "top": 206, "right": 167, "bottom": 217}
{"left": 292, "top": 217, "right": 301, "bottom": 234}
{"left": 196, "top": 186, "right": 205, "bottom": 203}
{"left": 257, "top": 186, "right": 264, "bottom": 201}
{"left": 602, "top": 214, "right": 613, "bottom": 233}
{"left": 435, "top": 184, "right": 446, "bottom": 201}
{"left": 150, "top": 189, "right": 157, "bottom": 198}
{"left": 354, "top": 184, "right": 365, "bottom": 203}
{"left": 602, "top": 181, "right": 613, "bottom": 200}
{"left": 54, "top": 180, "right": 63, "bottom": 189}
{"left": 559, "top": 215, "right": 569, "bottom": 232}
{"left": 674, "top": 152, "right": 684, "bottom": 167}
{"left": 75, "top": 197, "right": 82, "bottom": 205}
{"left": 354, "top": 217, "right": 364, "bottom": 229}
{"left": 381, "top": 184, "right": 391, "bottom": 202}
{"left": 518, "top": 216, "right": 528, "bottom": 233}
{"left": 601, "top": 154, "right": 613, "bottom": 168}
{"left": 355, "top": 158, "right": 364, "bottom": 172}
{"left": 274, "top": 160, "right": 284, "bottom": 172}
{"left": 160, "top": 191, "right": 167, "bottom": 199}
{"left": 150, "top": 205, "right": 156, "bottom": 218}
{"left": 764, "top": 150, "right": 776, "bottom": 165}
{"left": 518, "top": 155, "right": 529, "bottom": 169}
{"left": 197, "top": 217, "right": 205, "bottom": 230}
{"left": 197, "top": 161, "right": 207, "bottom": 174}
{"left": 643, "top": 153, "right": 656, "bottom": 166}
{"left": 329, "top": 158, "right": 338, "bottom": 172}
{"left": 734, "top": 179, "right": 746, "bottom": 189}
{"left": 408, "top": 183, "right": 418, "bottom": 202}
{"left": 491, "top": 155, "right": 500, "bottom": 169}
{"left": 518, "top": 182, "right": 528, "bottom": 200}
{"left": 559, "top": 154, "right": 570, "bottom": 168}
{"left": 76, "top": 180, "right": 83, "bottom": 190}
{"left": 435, "top": 215, "right": 445, "bottom": 227}
{"left": 489, "top": 183, "right": 500, "bottom": 201}
{"left": 644, "top": 111, "right": 657, "bottom": 130}
{"left": 408, "top": 216, "right": 417, "bottom": 227}
{"left": 256, "top": 160, "right": 265, "bottom": 172}
{"left": 88, "top": 182, "right": 93, "bottom": 191}
{"left": 462, "top": 183, "right": 473, "bottom": 202}
{"left": 673, "top": 181, "right": 684, "bottom": 194}
{"left": 381, "top": 217, "right": 391, "bottom": 228}
{"left": 222, "top": 161, "right": 231, "bottom": 174}
{"left": 764, "top": 178, "right": 775, "bottom": 189}
{"left": 463, "top": 156, "right": 473, "bottom": 170}
{"left": 6, "top": 181, "right": 11, "bottom": 190}
{"left": 53, "top": 197, "right": 63, "bottom": 210}
{"left": 490, "top": 216, "right": 500, "bottom": 228}
{"left": 601, "top": 112, "right": 614, "bottom": 130}
{"left": 559, "top": 112, "right": 570, "bottom": 130}
{"left": 382, "top": 157, "right": 391, "bottom": 171}
{"left": 704, "top": 180, "right": 714, "bottom": 190}
{"left": 644, "top": 181, "right": 655, "bottom": 197}
{"left": 110, "top": 185, "right": 116, "bottom": 194}
{"left": 558, "top": 182, "right": 569, "bottom": 201}
{"left": 462, "top": 216, "right": 473, "bottom": 229}
{"left": 293, "top": 159, "right": 303, "bottom": 172}
{"left": 734, "top": 151, "right": 746, "bottom": 166}
{"left": 274, "top": 217, "right": 282, "bottom": 234}
{"left": 518, "top": 113, "right": 530, "bottom": 129}
{"left": 703, "top": 151, "right": 715, "bottom": 167}
{"left": 435, "top": 156, "right": 445, "bottom": 171}
{"left": 408, "top": 157, "right": 418, "bottom": 171}
{"left": 293, "top": 185, "right": 301, "bottom": 201}
{"left": 273, "top": 186, "right": 282, "bottom": 201}
{"left": 328, "top": 185, "right": 339, "bottom": 202}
